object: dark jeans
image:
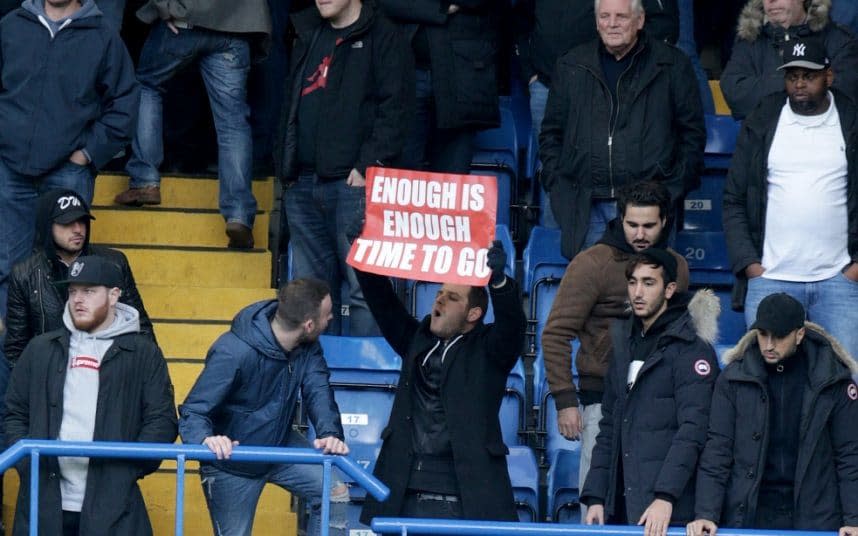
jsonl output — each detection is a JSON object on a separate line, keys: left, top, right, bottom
{"left": 401, "top": 492, "right": 464, "bottom": 519}
{"left": 401, "top": 68, "right": 475, "bottom": 174}
{"left": 755, "top": 489, "right": 794, "bottom": 530}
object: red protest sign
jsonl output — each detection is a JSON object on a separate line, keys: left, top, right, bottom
{"left": 347, "top": 167, "right": 498, "bottom": 286}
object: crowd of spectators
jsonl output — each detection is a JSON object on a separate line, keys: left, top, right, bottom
{"left": 1, "top": 0, "right": 858, "bottom": 534}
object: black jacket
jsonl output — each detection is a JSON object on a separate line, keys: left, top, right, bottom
{"left": 539, "top": 33, "right": 706, "bottom": 259}
{"left": 4, "top": 189, "right": 153, "bottom": 363}
{"left": 721, "top": 0, "right": 858, "bottom": 120}
{"left": 4, "top": 329, "right": 177, "bottom": 536}
{"left": 379, "top": 0, "right": 500, "bottom": 130}
{"left": 515, "top": 0, "right": 678, "bottom": 86}
{"left": 276, "top": 3, "right": 413, "bottom": 182}
{"left": 722, "top": 90, "right": 858, "bottom": 311}
{"left": 694, "top": 324, "right": 858, "bottom": 530}
{"left": 581, "top": 290, "right": 720, "bottom": 524}
{"left": 358, "top": 270, "right": 526, "bottom": 523}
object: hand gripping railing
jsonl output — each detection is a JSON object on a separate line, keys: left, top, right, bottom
{"left": 371, "top": 519, "right": 836, "bottom": 536}
{"left": 0, "top": 440, "right": 389, "bottom": 536}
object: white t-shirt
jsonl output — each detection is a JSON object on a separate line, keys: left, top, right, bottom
{"left": 762, "top": 92, "right": 850, "bottom": 282}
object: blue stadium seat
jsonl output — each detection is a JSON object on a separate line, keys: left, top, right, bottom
{"left": 523, "top": 226, "right": 568, "bottom": 355}
{"left": 507, "top": 446, "right": 540, "bottom": 523}
{"left": 408, "top": 224, "right": 516, "bottom": 320}
{"left": 547, "top": 448, "right": 582, "bottom": 523}
{"left": 675, "top": 231, "right": 734, "bottom": 287}
{"left": 501, "top": 359, "right": 527, "bottom": 447}
{"left": 704, "top": 114, "right": 741, "bottom": 170}
{"left": 472, "top": 104, "right": 519, "bottom": 226}
{"left": 534, "top": 352, "right": 581, "bottom": 462}
{"left": 682, "top": 172, "right": 726, "bottom": 232}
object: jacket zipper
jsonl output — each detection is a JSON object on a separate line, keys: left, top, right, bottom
{"left": 607, "top": 46, "right": 643, "bottom": 198}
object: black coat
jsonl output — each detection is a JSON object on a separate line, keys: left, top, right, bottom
{"left": 539, "top": 33, "right": 706, "bottom": 259}
{"left": 694, "top": 324, "right": 858, "bottom": 530}
{"left": 722, "top": 90, "right": 858, "bottom": 311}
{"left": 5, "top": 246, "right": 154, "bottom": 363}
{"left": 581, "top": 290, "right": 720, "bottom": 524}
{"left": 276, "top": 3, "right": 413, "bottom": 182}
{"left": 357, "top": 271, "right": 526, "bottom": 523}
{"left": 4, "top": 329, "right": 178, "bottom": 536}
{"left": 379, "top": 0, "right": 500, "bottom": 130}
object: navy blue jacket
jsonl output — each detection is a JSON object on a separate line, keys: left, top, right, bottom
{"left": 0, "top": 1, "right": 138, "bottom": 175}
{"left": 581, "top": 290, "right": 720, "bottom": 525}
{"left": 178, "top": 300, "right": 344, "bottom": 477}
{"left": 695, "top": 324, "right": 858, "bottom": 530}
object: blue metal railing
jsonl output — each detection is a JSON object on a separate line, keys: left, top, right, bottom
{"left": 0, "top": 440, "right": 389, "bottom": 536}
{"left": 371, "top": 519, "right": 836, "bottom": 536}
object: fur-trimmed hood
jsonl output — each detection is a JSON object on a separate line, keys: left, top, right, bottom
{"left": 686, "top": 288, "right": 721, "bottom": 346}
{"left": 737, "top": 0, "right": 831, "bottom": 41}
{"left": 722, "top": 321, "right": 858, "bottom": 374}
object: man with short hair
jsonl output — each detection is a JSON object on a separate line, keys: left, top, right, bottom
{"left": 723, "top": 35, "right": 858, "bottom": 362}
{"left": 5, "top": 189, "right": 153, "bottom": 365}
{"left": 542, "top": 181, "right": 690, "bottom": 520}
{"left": 539, "top": 0, "right": 705, "bottom": 259}
{"left": 179, "top": 278, "right": 350, "bottom": 536}
{"left": 688, "top": 293, "right": 858, "bottom": 535}
{"left": 0, "top": 0, "right": 139, "bottom": 323}
{"left": 582, "top": 249, "right": 719, "bottom": 535}
{"left": 277, "top": 0, "right": 411, "bottom": 335}
{"left": 358, "top": 241, "right": 526, "bottom": 522}
{"left": 721, "top": 0, "right": 858, "bottom": 119}
{"left": 5, "top": 256, "right": 178, "bottom": 536}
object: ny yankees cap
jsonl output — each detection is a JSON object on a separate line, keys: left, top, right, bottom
{"left": 56, "top": 256, "right": 122, "bottom": 288}
{"left": 751, "top": 293, "right": 806, "bottom": 338}
{"left": 778, "top": 36, "right": 830, "bottom": 71}
{"left": 50, "top": 191, "right": 94, "bottom": 225}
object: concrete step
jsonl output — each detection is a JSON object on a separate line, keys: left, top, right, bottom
{"left": 139, "top": 286, "right": 275, "bottom": 322}
{"left": 90, "top": 208, "right": 270, "bottom": 249}
{"left": 117, "top": 246, "right": 272, "bottom": 288}
{"left": 94, "top": 173, "right": 275, "bottom": 212}
{"left": 155, "top": 323, "right": 227, "bottom": 360}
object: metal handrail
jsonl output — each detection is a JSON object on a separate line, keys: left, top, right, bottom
{"left": 371, "top": 518, "right": 835, "bottom": 535}
{"left": 0, "top": 440, "right": 389, "bottom": 536}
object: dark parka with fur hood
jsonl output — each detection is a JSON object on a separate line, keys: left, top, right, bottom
{"left": 721, "top": 0, "right": 858, "bottom": 119}
{"left": 694, "top": 324, "right": 858, "bottom": 531}
{"left": 581, "top": 289, "right": 720, "bottom": 524}
{"left": 4, "top": 189, "right": 154, "bottom": 364}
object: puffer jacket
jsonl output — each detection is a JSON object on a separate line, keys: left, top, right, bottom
{"left": 4, "top": 189, "right": 154, "bottom": 364}
{"left": 721, "top": 0, "right": 858, "bottom": 119}
{"left": 694, "top": 323, "right": 858, "bottom": 530}
{"left": 581, "top": 289, "right": 720, "bottom": 524}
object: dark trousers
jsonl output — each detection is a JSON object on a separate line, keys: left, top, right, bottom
{"left": 400, "top": 492, "right": 464, "bottom": 519}
{"left": 755, "top": 489, "right": 794, "bottom": 530}
{"left": 62, "top": 511, "right": 80, "bottom": 536}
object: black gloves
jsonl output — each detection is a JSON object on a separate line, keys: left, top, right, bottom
{"left": 487, "top": 240, "right": 507, "bottom": 286}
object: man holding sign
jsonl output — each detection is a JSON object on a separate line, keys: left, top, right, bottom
{"left": 357, "top": 238, "right": 526, "bottom": 522}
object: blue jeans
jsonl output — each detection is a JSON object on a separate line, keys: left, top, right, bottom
{"left": 744, "top": 272, "right": 858, "bottom": 361}
{"left": 283, "top": 175, "right": 379, "bottom": 336}
{"left": 0, "top": 159, "right": 94, "bottom": 351}
{"left": 401, "top": 68, "right": 475, "bottom": 174}
{"left": 199, "top": 437, "right": 348, "bottom": 536}
{"left": 127, "top": 22, "right": 257, "bottom": 227}
{"left": 583, "top": 200, "right": 618, "bottom": 250}
{"left": 677, "top": 0, "right": 715, "bottom": 114}
{"left": 832, "top": 0, "right": 858, "bottom": 36}
{"left": 528, "top": 79, "right": 559, "bottom": 229}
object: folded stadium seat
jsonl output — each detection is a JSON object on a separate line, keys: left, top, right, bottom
{"left": 547, "top": 448, "right": 582, "bottom": 523}
{"left": 522, "top": 226, "right": 569, "bottom": 355}
{"left": 682, "top": 173, "right": 727, "bottom": 232}
{"left": 500, "top": 359, "right": 528, "bottom": 447}
{"left": 506, "top": 446, "right": 541, "bottom": 522}
{"left": 703, "top": 114, "right": 741, "bottom": 171}
{"left": 471, "top": 102, "right": 519, "bottom": 228}
{"left": 407, "top": 224, "right": 515, "bottom": 320}
{"left": 674, "top": 231, "right": 734, "bottom": 287}
{"left": 533, "top": 344, "right": 580, "bottom": 460}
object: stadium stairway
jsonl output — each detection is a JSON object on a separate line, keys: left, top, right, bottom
{"left": 2, "top": 174, "right": 296, "bottom": 535}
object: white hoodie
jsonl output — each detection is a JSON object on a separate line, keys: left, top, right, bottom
{"left": 58, "top": 302, "right": 140, "bottom": 512}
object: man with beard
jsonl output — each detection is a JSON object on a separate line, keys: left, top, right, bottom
{"left": 5, "top": 189, "right": 153, "bottom": 365}
{"left": 5, "top": 256, "right": 177, "bottom": 536}
{"left": 358, "top": 242, "right": 527, "bottom": 523}
{"left": 688, "top": 293, "right": 858, "bottom": 535}
{"left": 179, "top": 278, "right": 350, "bottom": 536}
{"left": 581, "top": 249, "right": 719, "bottom": 536}
{"left": 541, "top": 181, "right": 689, "bottom": 520}
{"left": 723, "top": 35, "right": 858, "bottom": 363}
